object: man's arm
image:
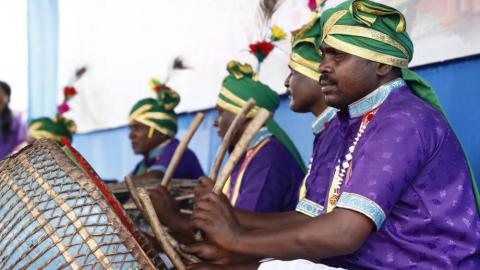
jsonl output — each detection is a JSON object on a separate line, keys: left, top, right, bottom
{"left": 235, "top": 208, "right": 309, "bottom": 230}
{"left": 197, "top": 177, "right": 310, "bottom": 230}
{"left": 192, "top": 193, "right": 373, "bottom": 261}
{"left": 149, "top": 186, "right": 195, "bottom": 243}
{"left": 130, "top": 170, "right": 164, "bottom": 182}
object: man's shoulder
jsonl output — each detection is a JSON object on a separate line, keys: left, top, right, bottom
{"left": 255, "top": 137, "right": 302, "bottom": 167}
{"left": 377, "top": 88, "right": 448, "bottom": 133}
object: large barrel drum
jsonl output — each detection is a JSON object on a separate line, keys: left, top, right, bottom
{"left": 0, "top": 138, "right": 169, "bottom": 269}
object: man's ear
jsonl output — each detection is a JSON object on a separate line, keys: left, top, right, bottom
{"left": 376, "top": 63, "right": 393, "bottom": 77}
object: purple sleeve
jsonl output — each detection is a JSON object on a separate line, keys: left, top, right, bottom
{"left": 150, "top": 147, "right": 204, "bottom": 179}
{"left": 150, "top": 154, "right": 169, "bottom": 173}
{"left": 336, "top": 114, "right": 430, "bottom": 229}
{"left": 174, "top": 149, "right": 205, "bottom": 179}
{"left": 234, "top": 141, "right": 303, "bottom": 213}
{"left": 14, "top": 114, "right": 27, "bottom": 146}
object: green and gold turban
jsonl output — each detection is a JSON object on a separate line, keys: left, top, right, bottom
{"left": 128, "top": 79, "right": 180, "bottom": 137}
{"left": 316, "top": 0, "right": 442, "bottom": 113}
{"left": 289, "top": 16, "right": 323, "bottom": 81}
{"left": 217, "top": 60, "right": 306, "bottom": 173}
{"left": 28, "top": 116, "right": 77, "bottom": 143}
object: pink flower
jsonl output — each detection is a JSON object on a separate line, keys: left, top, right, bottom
{"left": 57, "top": 102, "right": 70, "bottom": 114}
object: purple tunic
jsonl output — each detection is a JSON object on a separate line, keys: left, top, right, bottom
{"left": 319, "top": 79, "right": 480, "bottom": 269}
{"left": 0, "top": 113, "right": 26, "bottom": 160}
{"left": 131, "top": 138, "right": 204, "bottom": 179}
{"left": 296, "top": 107, "right": 341, "bottom": 217}
{"left": 224, "top": 128, "right": 304, "bottom": 213}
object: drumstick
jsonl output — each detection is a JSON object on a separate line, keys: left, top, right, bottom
{"left": 164, "top": 230, "right": 201, "bottom": 264}
{"left": 161, "top": 112, "right": 205, "bottom": 187}
{"left": 125, "top": 176, "right": 144, "bottom": 212}
{"left": 209, "top": 98, "right": 256, "bottom": 181}
{"left": 194, "top": 108, "right": 271, "bottom": 241}
{"left": 174, "top": 193, "right": 194, "bottom": 201}
{"left": 212, "top": 108, "right": 271, "bottom": 194}
{"left": 138, "top": 188, "right": 187, "bottom": 270}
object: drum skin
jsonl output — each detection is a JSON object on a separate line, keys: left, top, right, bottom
{"left": 0, "top": 139, "right": 168, "bottom": 270}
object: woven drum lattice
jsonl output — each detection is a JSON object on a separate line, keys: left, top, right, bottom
{"left": 0, "top": 139, "right": 165, "bottom": 270}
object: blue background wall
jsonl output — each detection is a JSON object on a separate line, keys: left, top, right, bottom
{"left": 70, "top": 54, "right": 480, "bottom": 182}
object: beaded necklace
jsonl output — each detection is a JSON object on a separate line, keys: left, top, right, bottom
{"left": 326, "top": 108, "right": 378, "bottom": 212}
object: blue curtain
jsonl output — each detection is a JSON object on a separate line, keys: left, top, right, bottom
{"left": 27, "top": 0, "right": 59, "bottom": 120}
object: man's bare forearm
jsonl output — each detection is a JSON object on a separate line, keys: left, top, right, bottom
{"left": 231, "top": 209, "right": 373, "bottom": 261}
{"left": 235, "top": 210, "right": 310, "bottom": 230}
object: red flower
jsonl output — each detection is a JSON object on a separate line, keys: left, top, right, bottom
{"left": 64, "top": 86, "right": 77, "bottom": 98}
{"left": 57, "top": 102, "right": 70, "bottom": 114}
{"left": 154, "top": 84, "right": 171, "bottom": 92}
{"left": 249, "top": 41, "right": 275, "bottom": 63}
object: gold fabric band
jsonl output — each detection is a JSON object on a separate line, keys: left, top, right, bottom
{"left": 128, "top": 103, "right": 177, "bottom": 137}
{"left": 129, "top": 103, "right": 153, "bottom": 121}
{"left": 351, "top": 1, "right": 405, "bottom": 33}
{"left": 328, "top": 25, "right": 409, "bottom": 59}
{"left": 290, "top": 52, "right": 320, "bottom": 71}
{"left": 134, "top": 112, "right": 176, "bottom": 123}
{"left": 321, "top": 10, "right": 349, "bottom": 47}
{"left": 133, "top": 118, "right": 176, "bottom": 137}
{"left": 288, "top": 60, "right": 320, "bottom": 81}
{"left": 217, "top": 87, "right": 260, "bottom": 117}
{"left": 220, "top": 87, "right": 249, "bottom": 107}
{"left": 28, "top": 129, "right": 65, "bottom": 143}
{"left": 325, "top": 35, "right": 408, "bottom": 67}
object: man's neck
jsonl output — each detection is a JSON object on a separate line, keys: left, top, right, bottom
{"left": 311, "top": 104, "right": 328, "bottom": 117}
{"left": 144, "top": 138, "right": 172, "bottom": 159}
{"left": 347, "top": 77, "right": 405, "bottom": 118}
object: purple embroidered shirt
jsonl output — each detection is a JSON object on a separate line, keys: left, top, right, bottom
{"left": 131, "top": 138, "right": 204, "bottom": 179}
{"left": 321, "top": 79, "right": 480, "bottom": 269}
{"left": 225, "top": 128, "right": 305, "bottom": 213}
{"left": 0, "top": 113, "right": 26, "bottom": 160}
{"left": 295, "top": 107, "right": 341, "bottom": 217}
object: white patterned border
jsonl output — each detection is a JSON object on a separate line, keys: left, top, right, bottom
{"left": 312, "top": 107, "right": 338, "bottom": 135}
{"left": 348, "top": 78, "right": 406, "bottom": 118}
{"left": 336, "top": 192, "right": 386, "bottom": 230}
{"left": 296, "top": 198, "right": 324, "bottom": 217}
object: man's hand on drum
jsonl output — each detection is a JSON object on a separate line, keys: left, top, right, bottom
{"left": 182, "top": 242, "right": 234, "bottom": 264}
{"left": 194, "top": 176, "right": 215, "bottom": 201}
{"left": 149, "top": 186, "right": 180, "bottom": 227}
{"left": 185, "top": 261, "right": 260, "bottom": 270}
{"left": 191, "top": 192, "right": 244, "bottom": 250}
{"left": 182, "top": 242, "right": 258, "bottom": 265}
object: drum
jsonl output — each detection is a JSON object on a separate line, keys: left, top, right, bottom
{"left": 0, "top": 138, "right": 169, "bottom": 269}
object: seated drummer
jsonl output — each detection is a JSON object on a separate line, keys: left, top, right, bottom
{"left": 149, "top": 61, "right": 306, "bottom": 240}
{"left": 128, "top": 79, "right": 204, "bottom": 182}
{"left": 211, "top": 61, "right": 306, "bottom": 212}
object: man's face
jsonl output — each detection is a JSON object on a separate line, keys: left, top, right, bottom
{"left": 285, "top": 68, "right": 327, "bottom": 115}
{"left": 129, "top": 121, "right": 169, "bottom": 155}
{"left": 318, "top": 44, "right": 378, "bottom": 110}
{"left": 214, "top": 106, "right": 248, "bottom": 147}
